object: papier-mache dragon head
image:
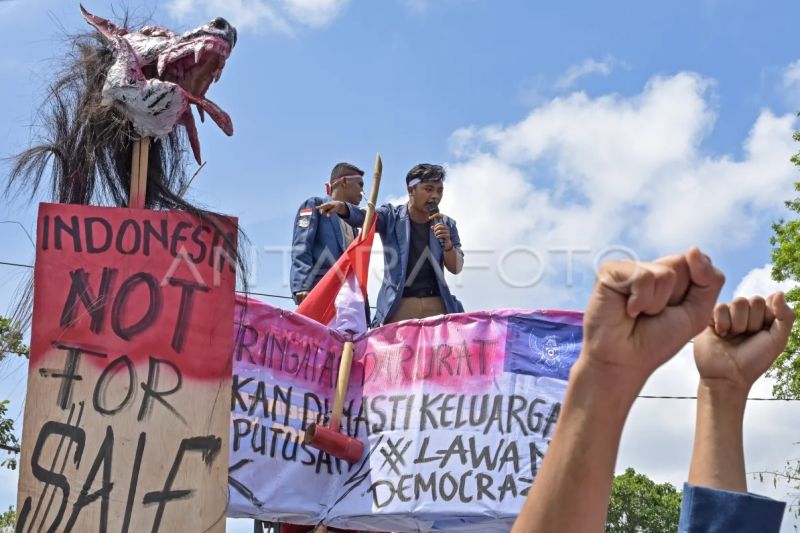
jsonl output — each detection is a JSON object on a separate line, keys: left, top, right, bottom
{"left": 80, "top": 5, "right": 236, "bottom": 163}
{"left": 8, "top": 6, "right": 237, "bottom": 207}
{"left": 6, "top": 6, "right": 248, "bottom": 329}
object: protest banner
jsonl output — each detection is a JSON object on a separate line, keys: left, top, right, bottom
{"left": 228, "top": 296, "right": 582, "bottom": 532}
{"left": 17, "top": 203, "right": 237, "bottom": 533}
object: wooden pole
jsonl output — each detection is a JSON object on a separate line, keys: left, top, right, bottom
{"left": 329, "top": 340, "right": 355, "bottom": 433}
{"left": 361, "top": 153, "right": 382, "bottom": 235}
{"left": 129, "top": 136, "right": 151, "bottom": 209}
{"left": 327, "top": 153, "right": 382, "bottom": 432}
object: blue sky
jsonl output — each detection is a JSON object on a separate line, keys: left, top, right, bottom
{"left": 2, "top": 0, "right": 800, "bottom": 531}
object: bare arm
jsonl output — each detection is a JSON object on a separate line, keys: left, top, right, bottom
{"left": 512, "top": 359, "right": 639, "bottom": 532}
{"left": 689, "top": 293, "right": 795, "bottom": 491}
{"left": 512, "top": 247, "right": 724, "bottom": 533}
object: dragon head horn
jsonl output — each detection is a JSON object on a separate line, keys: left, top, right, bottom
{"left": 80, "top": 5, "right": 128, "bottom": 40}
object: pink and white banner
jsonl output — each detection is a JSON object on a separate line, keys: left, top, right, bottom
{"left": 228, "top": 296, "right": 582, "bottom": 532}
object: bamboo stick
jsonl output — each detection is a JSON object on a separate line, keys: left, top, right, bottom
{"left": 129, "top": 136, "right": 151, "bottom": 209}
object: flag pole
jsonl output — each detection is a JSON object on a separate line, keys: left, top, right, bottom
{"left": 304, "top": 153, "right": 382, "bottom": 465}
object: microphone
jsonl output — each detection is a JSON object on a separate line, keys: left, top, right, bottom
{"left": 427, "top": 204, "right": 446, "bottom": 248}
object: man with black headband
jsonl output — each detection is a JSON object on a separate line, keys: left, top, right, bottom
{"left": 319, "top": 163, "right": 464, "bottom": 325}
{"left": 290, "top": 162, "right": 365, "bottom": 304}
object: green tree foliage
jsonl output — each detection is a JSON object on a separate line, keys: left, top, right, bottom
{"left": 770, "top": 127, "right": 800, "bottom": 399}
{"left": 0, "top": 506, "right": 14, "bottom": 533}
{"left": 0, "top": 315, "right": 26, "bottom": 469}
{"left": 763, "top": 119, "right": 800, "bottom": 524}
{"left": 751, "top": 444, "right": 800, "bottom": 520}
{"left": 0, "top": 316, "right": 27, "bottom": 358}
{"left": 605, "top": 468, "right": 682, "bottom": 533}
{"left": 0, "top": 316, "right": 26, "bottom": 533}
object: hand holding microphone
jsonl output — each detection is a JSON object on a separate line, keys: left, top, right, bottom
{"left": 427, "top": 204, "right": 452, "bottom": 251}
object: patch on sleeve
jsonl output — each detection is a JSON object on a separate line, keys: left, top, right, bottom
{"left": 297, "top": 207, "right": 313, "bottom": 228}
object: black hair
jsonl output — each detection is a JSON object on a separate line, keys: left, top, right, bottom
{"left": 405, "top": 163, "right": 445, "bottom": 185}
{"left": 330, "top": 162, "right": 364, "bottom": 182}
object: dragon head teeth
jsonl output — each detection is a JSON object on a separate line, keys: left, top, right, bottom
{"left": 157, "top": 54, "right": 169, "bottom": 77}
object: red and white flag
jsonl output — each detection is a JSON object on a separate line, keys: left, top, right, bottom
{"left": 296, "top": 220, "right": 376, "bottom": 335}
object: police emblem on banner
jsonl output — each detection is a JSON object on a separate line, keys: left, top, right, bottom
{"left": 505, "top": 316, "right": 581, "bottom": 380}
{"left": 530, "top": 334, "right": 565, "bottom": 368}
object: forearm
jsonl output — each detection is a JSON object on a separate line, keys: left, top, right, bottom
{"left": 443, "top": 246, "right": 463, "bottom": 274}
{"left": 512, "top": 359, "right": 642, "bottom": 533}
{"left": 687, "top": 380, "right": 747, "bottom": 492}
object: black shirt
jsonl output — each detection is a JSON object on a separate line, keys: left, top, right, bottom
{"left": 403, "top": 220, "right": 441, "bottom": 298}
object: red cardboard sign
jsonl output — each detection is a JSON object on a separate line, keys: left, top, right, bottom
{"left": 17, "top": 203, "right": 237, "bottom": 532}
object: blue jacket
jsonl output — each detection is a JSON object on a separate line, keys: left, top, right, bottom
{"left": 345, "top": 202, "right": 464, "bottom": 326}
{"left": 290, "top": 196, "right": 351, "bottom": 299}
{"left": 679, "top": 483, "right": 785, "bottom": 532}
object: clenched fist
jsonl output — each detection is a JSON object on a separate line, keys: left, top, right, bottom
{"left": 694, "top": 292, "right": 795, "bottom": 393}
{"left": 580, "top": 246, "right": 725, "bottom": 387}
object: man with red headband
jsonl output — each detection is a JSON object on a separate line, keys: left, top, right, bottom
{"left": 319, "top": 163, "right": 464, "bottom": 325}
{"left": 290, "top": 162, "right": 365, "bottom": 304}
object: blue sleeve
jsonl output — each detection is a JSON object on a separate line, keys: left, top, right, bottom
{"left": 679, "top": 483, "right": 785, "bottom": 533}
{"left": 345, "top": 203, "right": 390, "bottom": 235}
{"left": 290, "top": 198, "right": 320, "bottom": 294}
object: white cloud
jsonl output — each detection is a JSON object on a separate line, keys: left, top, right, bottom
{"left": 280, "top": 0, "right": 349, "bottom": 28}
{"left": 440, "top": 71, "right": 797, "bottom": 311}
{"left": 782, "top": 60, "right": 800, "bottom": 87}
{"left": 436, "top": 77, "right": 800, "bottom": 528}
{"left": 734, "top": 263, "right": 797, "bottom": 298}
{"left": 167, "top": 0, "right": 349, "bottom": 33}
{"left": 555, "top": 56, "right": 620, "bottom": 90}
{"left": 781, "top": 60, "right": 800, "bottom": 109}
{"left": 619, "top": 345, "right": 699, "bottom": 485}
{"left": 620, "top": 344, "right": 800, "bottom": 532}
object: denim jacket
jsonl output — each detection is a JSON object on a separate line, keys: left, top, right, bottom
{"left": 679, "top": 483, "right": 785, "bottom": 532}
{"left": 290, "top": 196, "right": 349, "bottom": 298}
{"left": 345, "top": 202, "right": 464, "bottom": 326}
